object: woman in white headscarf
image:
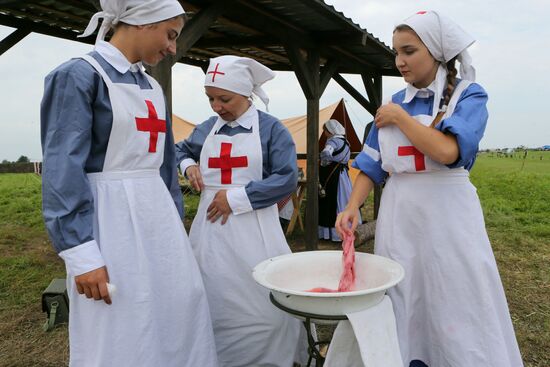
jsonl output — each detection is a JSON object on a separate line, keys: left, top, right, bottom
{"left": 41, "top": 1, "right": 218, "bottom": 366}
{"left": 318, "top": 119, "right": 361, "bottom": 241}
{"left": 176, "top": 55, "right": 307, "bottom": 366}
{"left": 335, "top": 11, "right": 523, "bottom": 367}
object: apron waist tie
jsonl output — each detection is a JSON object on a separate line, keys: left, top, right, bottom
{"left": 390, "top": 168, "right": 469, "bottom": 184}
{"left": 87, "top": 169, "right": 160, "bottom": 182}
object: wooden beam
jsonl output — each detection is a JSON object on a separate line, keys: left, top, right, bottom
{"left": 314, "top": 32, "right": 368, "bottom": 47}
{"left": 179, "top": 56, "right": 209, "bottom": 70}
{"left": 173, "top": 1, "right": 231, "bottom": 63}
{"left": 0, "top": 7, "right": 83, "bottom": 31}
{"left": 319, "top": 59, "right": 339, "bottom": 95}
{"left": 0, "top": 13, "right": 91, "bottom": 46}
{"left": 284, "top": 43, "right": 315, "bottom": 99}
{"left": 361, "top": 73, "right": 380, "bottom": 108}
{"left": 193, "top": 36, "right": 277, "bottom": 48}
{"left": 223, "top": 1, "right": 316, "bottom": 48}
{"left": 0, "top": 28, "right": 29, "bottom": 56}
{"left": 248, "top": 46, "right": 288, "bottom": 64}
{"left": 25, "top": 3, "right": 90, "bottom": 25}
{"left": 333, "top": 73, "right": 377, "bottom": 115}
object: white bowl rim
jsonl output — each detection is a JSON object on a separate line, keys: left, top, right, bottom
{"left": 252, "top": 250, "right": 405, "bottom": 298}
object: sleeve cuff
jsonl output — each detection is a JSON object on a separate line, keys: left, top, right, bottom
{"left": 226, "top": 187, "right": 253, "bottom": 215}
{"left": 58, "top": 240, "right": 105, "bottom": 276}
{"left": 179, "top": 159, "right": 197, "bottom": 177}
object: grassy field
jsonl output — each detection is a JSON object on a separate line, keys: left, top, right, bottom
{"left": 0, "top": 151, "right": 548, "bottom": 366}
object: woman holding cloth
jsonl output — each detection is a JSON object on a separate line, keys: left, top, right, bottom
{"left": 176, "top": 55, "right": 306, "bottom": 366}
{"left": 41, "top": 1, "right": 218, "bottom": 366}
{"left": 335, "top": 11, "right": 523, "bottom": 367}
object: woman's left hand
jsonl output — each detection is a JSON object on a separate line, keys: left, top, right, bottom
{"left": 375, "top": 102, "right": 406, "bottom": 128}
{"left": 207, "top": 190, "right": 232, "bottom": 225}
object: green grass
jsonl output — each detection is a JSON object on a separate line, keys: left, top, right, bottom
{"left": 469, "top": 152, "right": 550, "bottom": 366}
{"left": 0, "top": 151, "right": 548, "bottom": 365}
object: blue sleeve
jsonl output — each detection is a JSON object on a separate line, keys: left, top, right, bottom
{"left": 40, "top": 62, "right": 96, "bottom": 254}
{"left": 437, "top": 83, "right": 488, "bottom": 169}
{"left": 246, "top": 119, "right": 298, "bottom": 209}
{"left": 320, "top": 137, "right": 347, "bottom": 165}
{"left": 351, "top": 121, "right": 388, "bottom": 185}
{"left": 160, "top": 109, "right": 184, "bottom": 219}
{"left": 175, "top": 117, "right": 216, "bottom": 166}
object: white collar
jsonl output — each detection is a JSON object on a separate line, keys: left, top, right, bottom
{"left": 213, "top": 104, "right": 257, "bottom": 133}
{"left": 94, "top": 41, "right": 143, "bottom": 74}
{"left": 403, "top": 65, "right": 447, "bottom": 104}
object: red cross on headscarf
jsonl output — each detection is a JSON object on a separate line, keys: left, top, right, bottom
{"left": 398, "top": 146, "right": 426, "bottom": 171}
{"left": 208, "top": 142, "right": 248, "bottom": 184}
{"left": 135, "top": 100, "right": 166, "bottom": 153}
{"left": 207, "top": 63, "right": 225, "bottom": 82}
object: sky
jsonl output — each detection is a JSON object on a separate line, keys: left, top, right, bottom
{"left": 0, "top": 0, "right": 548, "bottom": 162}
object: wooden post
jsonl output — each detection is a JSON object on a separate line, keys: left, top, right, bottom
{"left": 304, "top": 50, "right": 320, "bottom": 250}
{"left": 284, "top": 44, "right": 323, "bottom": 250}
{"left": 146, "top": 57, "right": 174, "bottom": 112}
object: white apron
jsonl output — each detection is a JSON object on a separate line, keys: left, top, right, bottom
{"left": 376, "top": 82, "right": 523, "bottom": 366}
{"left": 189, "top": 109, "right": 306, "bottom": 366}
{"left": 66, "top": 55, "right": 218, "bottom": 367}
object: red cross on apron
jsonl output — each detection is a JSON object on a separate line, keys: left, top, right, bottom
{"left": 398, "top": 146, "right": 426, "bottom": 171}
{"left": 135, "top": 100, "right": 166, "bottom": 153}
{"left": 207, "top": 63, "right": 225, "bottom": 82}
{"left": 208, "top": 142, "right": 248, "bottom": 184}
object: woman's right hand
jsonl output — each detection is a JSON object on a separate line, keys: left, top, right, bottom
{"left": 75, "top": 266, "right": 111, "bottom": 305}
{"left": 186, "top": 165, "right": 204, "bottom": 192}
{"left": 335, "top": 206, "right": 360, "bottom": 239}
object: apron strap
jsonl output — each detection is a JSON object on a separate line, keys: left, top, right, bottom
{"left": 430, "top": 80, "right": 472, "bottom": 128}
{"left": 80, "top": 54, "right": 114, "bottom": 87}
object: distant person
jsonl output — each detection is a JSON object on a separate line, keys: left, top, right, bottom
{"left": 40, "top": 1, "right": 218, "bottom": 366}
{"left": 318, "top": 119, "right": 361, "bottom": 241}
{"left": 335, "top": 11, "right": 523, "bottom": 367}
{"left": 175, "top": 55, "right": 306, "bottom": 366}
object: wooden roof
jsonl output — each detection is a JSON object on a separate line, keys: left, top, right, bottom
{"left": 0, "top": 0, "right": 399, "bottom": 76}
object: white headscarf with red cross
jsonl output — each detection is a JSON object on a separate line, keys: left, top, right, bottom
{"left": 204, "top": 56, "right": 275, "bottom": 110}
{"left": 79, "top": 0, "right": 185, "bottom": 44}
{"left": 401, "top": 10, "right": 476, "bottom": 81}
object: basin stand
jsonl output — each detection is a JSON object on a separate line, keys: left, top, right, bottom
{"left": 269, "top": 293, "right": 347, "bottom": 367}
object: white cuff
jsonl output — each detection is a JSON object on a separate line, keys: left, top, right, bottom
{"left": 362, "top": 144, "right": 381, "bottom": 162}
{"left": 59, "top": 240, "right": 105, "bottom": 276}
{"left": 179, "top": 159, "right": 197, "bottom": 177}
{"left": 226, "top": 187, "right": 253, "bottom": 215}
{"left": 323, "top": 145, "right": 335, "bottom": 155}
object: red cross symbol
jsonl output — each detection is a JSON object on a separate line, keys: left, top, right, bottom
{"left": 416, "top": 11, "right": 427, "bottom": 14}
{"left": 135, "top": 100, "right": 166, "bottom": 153}
{"left": 398, "top": 146, "right": 426, "bottom": 171}
{"left": 208, "top": 142, "right": 248, "bottom": 184}
{"left": 207, "top": 63, "right": 225, "bottom": 82}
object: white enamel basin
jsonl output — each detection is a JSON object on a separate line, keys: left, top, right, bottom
{"left": 253, "top": 250, "right": 404, "bottom": 317}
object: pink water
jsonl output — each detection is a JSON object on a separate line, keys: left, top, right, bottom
{"left": 306, "top": 233, "right": 356, "bottom": 293}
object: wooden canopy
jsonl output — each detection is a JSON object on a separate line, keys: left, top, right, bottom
{"left": 0, "top": 0, "right": 397, "bottom": 249}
